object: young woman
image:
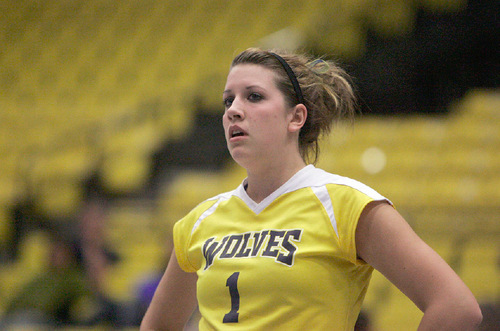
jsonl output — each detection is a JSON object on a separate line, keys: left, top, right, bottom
{"left": 141, "top": 48, "right": 482, "bottom": 330}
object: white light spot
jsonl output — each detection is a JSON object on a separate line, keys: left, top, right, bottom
{"left": 361, "top": 147, "right": 387, "bottom": 174}
{"left": 458, "top": 177, "right": 479, "bottom": 203}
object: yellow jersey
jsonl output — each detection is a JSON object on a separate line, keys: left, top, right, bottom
{"left": 174, "top": 165, "right": 391, "bottom": 330}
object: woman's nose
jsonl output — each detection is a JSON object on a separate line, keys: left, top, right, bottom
{"left": 226, "top": 102, "right": 244, "bottom": 121}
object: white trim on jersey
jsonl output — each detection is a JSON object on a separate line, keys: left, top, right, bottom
{"left": 192, "top": 195, "right": 231, "bottom": 234}
{"left": 190, "top": 165, "right": 391, "bottom": 234}
{"left": 311, "top": 185, "right": 339, "bottom": 237}
{"left": 235, "top": 165, "right": 391, "bottom": 214}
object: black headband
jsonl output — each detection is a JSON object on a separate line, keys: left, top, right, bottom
{"left": 269, "top": 52, "right": 305, "bottom": 105}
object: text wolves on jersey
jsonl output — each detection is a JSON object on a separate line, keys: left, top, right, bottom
{"left": 202, "top": 229, "right": 303, "bottom": 269}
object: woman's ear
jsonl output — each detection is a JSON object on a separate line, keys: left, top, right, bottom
{"left": 288, "top": 104, "right": 307, "bottom": 133}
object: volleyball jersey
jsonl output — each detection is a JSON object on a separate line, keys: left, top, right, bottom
{"left": 173, "top": 165, "right": 391, "bottom": 330}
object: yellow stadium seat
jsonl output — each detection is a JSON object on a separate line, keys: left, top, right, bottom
{"left": 460, "top": 238, "right": 500, "bottom": 303}
{"left": 374, "top": 287, "right": 423, "bottom": 331}
{"left": 101, "top": 152, "right": 151, "bottom": 193}
{"left": 103, "top": 201, "right": 167, "bottom": 301}
{"left": 36, "top": 180, "right": 84, "bottom": 217}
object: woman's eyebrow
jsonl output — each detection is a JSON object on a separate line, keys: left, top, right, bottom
{"left": 223, "top": 85, "right": 261, "bottom": 94}
{"left": 245, "top": 85, "right": 261, "bottom": 90}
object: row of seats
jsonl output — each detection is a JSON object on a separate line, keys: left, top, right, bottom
{"left": 2, "top": 89, "right": 497, "bottom": 217}
{"left": 364, "top": 230, "right": 498, "bottom": 330}
{"left": 318, "top": 90, "right": 500, "bottom": 211}
{"left": 1, "top": 3, "right": 475, "bottom": 177}
{"left": 2, "top": 0, "right": 470, "bottom": 240}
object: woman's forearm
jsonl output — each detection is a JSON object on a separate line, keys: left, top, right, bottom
{"left": 417, "top": 300, "right": 482, "bottom": 330}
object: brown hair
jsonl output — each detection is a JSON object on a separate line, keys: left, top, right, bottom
{"left": 231, "top": 48, "right": 357, "bottom": 164}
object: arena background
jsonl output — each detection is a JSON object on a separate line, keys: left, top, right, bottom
{"left": 0, "top": 0, "right": 498, "bottom": 329}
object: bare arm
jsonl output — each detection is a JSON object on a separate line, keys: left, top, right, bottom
{"left": 356, "top": 201, "right": 482, "bottom": 330}
{"left": 140, "top": 249, "right": 198, "bottom": 331}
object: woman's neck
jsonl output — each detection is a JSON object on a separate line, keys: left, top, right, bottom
{"left": 244, "top": 156, "right": 306, "bottom": 203}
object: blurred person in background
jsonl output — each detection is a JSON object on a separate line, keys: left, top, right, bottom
{"left": 141, "top": 48, "right": 482, "bottom": 330}
{"left": 1, "top": 197, "right": 123, "bottom": 328}
{"left": 77, "top": 197, "right": 124, "bottom": 326}
{"left": 1, "top": 232, "right": 92, "bottom": 328}
{"left": 77, "top": 197, "right": 119, "bottom": 302}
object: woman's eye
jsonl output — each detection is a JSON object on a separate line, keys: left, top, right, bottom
{"left": 223, "top": 97, "right": 234, "bottom": 108}
{"left": 248, "top": 93, "right": 262, "bottom": 102}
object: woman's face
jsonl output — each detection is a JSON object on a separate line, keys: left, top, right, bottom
{"left": 222, "top": 64, "right": 293, "bottom": 167}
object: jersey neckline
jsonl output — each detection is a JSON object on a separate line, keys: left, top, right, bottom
{"left": 235, "top": 165, "right": 314, "bottom": 214}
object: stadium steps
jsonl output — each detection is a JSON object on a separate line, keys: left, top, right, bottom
{"left": 0, "top": 231, "right": 51, "bottom": 316}
{"left": 1, "top": 0, "right": 458, "bottom": 212}
{"left": 459, "top": 236, "right": 500, "bottom": 304}
{"left": 103, "top": 200, "right": 166, "bottom": 302}
{"left": 159, "top": 170, "right": 231, "bottom": 224}
{"left": 365, "top": 232, "right": 498, "bottom": 330}
{"left": 371, "top": 283, "right": 423, "bottom": 330}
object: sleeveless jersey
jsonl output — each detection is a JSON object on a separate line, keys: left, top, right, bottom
{"left": 173, "top": 165, "right": 391, "bottom": 330}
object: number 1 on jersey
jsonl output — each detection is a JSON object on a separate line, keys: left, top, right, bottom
{"left": 223, "top": 272, "right": 240, "bottom": 323}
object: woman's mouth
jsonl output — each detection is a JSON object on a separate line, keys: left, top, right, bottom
{"left": 231, "top": 130, "right": 244, "bottom": 137}
{"left": 229, "top": 127, "right": 247, "bottom": 141}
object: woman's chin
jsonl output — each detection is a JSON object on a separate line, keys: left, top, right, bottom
{"left": 230, "top": 150, "right": 253, "bottom": 168}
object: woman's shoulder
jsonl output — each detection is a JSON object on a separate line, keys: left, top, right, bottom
{"left": 306, "top": 166, "right": 389, "bottom": 202}
{"left": 177, "top": 189, "right": 238, "bottom": 224}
